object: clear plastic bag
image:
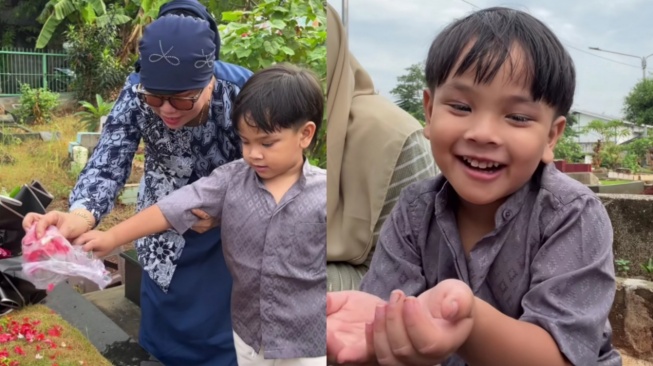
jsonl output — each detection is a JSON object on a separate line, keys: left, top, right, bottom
{"left": 21, "top": 224, "right": 112, "bottom": 290}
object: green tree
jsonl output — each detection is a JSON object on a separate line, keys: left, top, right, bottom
{"left": 0, "top": 0, "right": 50, "bottom": 48}
{"left": 554, "top": 113, "right": 584, "bottom": 163}
{"left": 624, "top": 78, "right": 653, "bottom": 126}
{"left": 116, "top": 0, "right": 172, "bottom": 62}
{"left": 66, "top": 21, "right": 129, "bottom": 101}
{"left": 35, "top": 0, "right": 130, "bottom": 49}
{"left": 390, "top": 63, "right": 425, "bottom": 123}
{"left": 623, "top": 136, "right": 653, "bottom": 167}
{"left": 583, "top": 119, "right": 631, "bottom": 169}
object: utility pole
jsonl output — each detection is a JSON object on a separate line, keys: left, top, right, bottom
{"left": 589, "top": 47, "right": 653, "bottom": 81}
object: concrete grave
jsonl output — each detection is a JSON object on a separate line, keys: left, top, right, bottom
{"left": 610, "top": 278, "right": 653, "bottom": 359}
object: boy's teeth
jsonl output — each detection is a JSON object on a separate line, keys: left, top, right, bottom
{"left": 463, "top": 156, "right": 500, "bottom": 169}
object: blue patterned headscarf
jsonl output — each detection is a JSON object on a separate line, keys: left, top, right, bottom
{"left": 158, "top": 0, "right": 220, "bottom": 59}
{"left": 138, "top": 14, "right": 216, "bottom": 93}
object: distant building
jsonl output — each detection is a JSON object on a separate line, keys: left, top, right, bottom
{"left": 569, "top": 108, "right": 651, "bottom": 164}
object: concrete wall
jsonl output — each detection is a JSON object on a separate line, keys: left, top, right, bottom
{"left": 595, "top": 181, "right": 645, "bottom": 195}
{"left": 599, "top": 194, "right": 653, "bottom": 279}
{"left": 610, "top": 278, "right": 653, "bottom": 359}
{"left": 608, "top": 171, "right": 653, "bottom": 182}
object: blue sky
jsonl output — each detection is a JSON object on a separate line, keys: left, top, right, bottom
{"left": 328, "top": 0, "right": 653, "bottom": 118}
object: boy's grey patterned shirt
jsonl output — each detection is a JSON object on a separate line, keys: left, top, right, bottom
{"left": 360, "top": 163, "right": 621, "bottom": 366}
{"left": 158, "top": 158, "right": 326, "bottom": 359}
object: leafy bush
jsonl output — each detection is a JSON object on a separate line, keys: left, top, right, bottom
{"left": 219, "top": 0, "right": 326, "bottom": 75}
{"left": 219, "top": 0, "right": 326, "bottom": 167}
{"left": 554, "top": 134, "right": 584, "bottom": 163}
{"left": 16, "top": 83, "right": 60, "bottom": 125}
{"left": 65, "top": 22, "right": 129, "bottom": 102}
{"left": 75, "top": 94, "right": 115, "bottom": 132}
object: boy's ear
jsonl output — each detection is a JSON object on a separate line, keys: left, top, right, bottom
{"left": 422, "top": 89, "right": 433, "bottom": 140}
{"left": 542, "top": 115, "right": 566, "bottom": 164}
{"left": 299, "top": 121, "right": 317, "bottom": 149}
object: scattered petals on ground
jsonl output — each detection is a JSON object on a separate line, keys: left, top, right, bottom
{"left": 0, "top": 315, "right": 68, "bottom": 365}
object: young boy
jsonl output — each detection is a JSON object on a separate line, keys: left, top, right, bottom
{"left": 75, "top": 64, "right": 327, "bottom": 366}
{"left": 327, "top": 7, "right": 620, "bottom": 366}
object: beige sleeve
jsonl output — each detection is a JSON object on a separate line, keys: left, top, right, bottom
{"left": 327, "top": 130, "right": 437, "bottom": 291}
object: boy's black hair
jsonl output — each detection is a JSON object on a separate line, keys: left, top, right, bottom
{"left": 425, "top": 7, "right": 575, "bottom": 117}
{"left": 232, "top": 63, "right": 324, "bottom": 144}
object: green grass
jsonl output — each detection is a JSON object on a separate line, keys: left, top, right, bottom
{"left": 0, "top": 305, "right": 112, "bottom": 365}
{"left": 600, "top": 180, "right": 633, "bottom": 186}
{"left": 0, "top": 116, "right": 82, "bottom": 200}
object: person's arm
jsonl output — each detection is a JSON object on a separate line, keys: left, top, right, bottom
{"left": 78, "top": 163, "right": 236, "bottom": 254}
{"left": 328, "top": 131, "right": 436, "bottom": 291}
{"left": 68, "top": 77, "right": 143, "bottom": 228}
{"left": 358, "top": 182, "right": 429, "bottom": 300}
{"left": 155, "top": 161, "right": 237, "bottom": 234}
{"left": 458, "top": 195, "right": 615, "bottom": 366}
{"left": 106, "top": 204, "right": 170, "bottom": 245}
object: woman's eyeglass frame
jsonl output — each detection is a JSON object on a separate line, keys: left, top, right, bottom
{"left": 136, "top": 84, "right": 203, "bottom": 111}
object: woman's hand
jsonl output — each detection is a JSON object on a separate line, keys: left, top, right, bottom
{"left": 190, "top": 209, "right": 218, "bottom": 233}
{"left": 23, "top": 210, "right": 92, "bottom": 240}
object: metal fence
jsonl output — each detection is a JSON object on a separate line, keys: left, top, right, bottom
{"left": 0, "top": 48, "right": 70, "bottom": 97}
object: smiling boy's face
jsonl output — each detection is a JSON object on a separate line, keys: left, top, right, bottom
{"left": 422, "top": 45, "right": 566, "bottom": 207}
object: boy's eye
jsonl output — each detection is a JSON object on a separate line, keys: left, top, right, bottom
{"left": 262, "top": 142, "right": 275, "bottom": 148}
{"left": 508, "top": 115, "right": 531, "bottom": 123}
{"left": 449, "top": 103, "right": 471, "bottom": 112}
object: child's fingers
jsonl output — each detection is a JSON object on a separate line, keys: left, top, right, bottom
{"left": 402, "top": 296, "right": 446, "bottom": 358}
{"left": 80, "top": 237, "right": 101, "bottom": 252}
{"left": 440, "top": 286, "right": 474, "bottom": 322}
{"left": 73, "top": 233, "right": 90, "bottom": 246}
{"left": 191, "top": 208, "right": 211, "bottom": 220}
{"left": 373, "top": 304, "right": 400, "bottom": 365}
{"left": 73, "top": 231, "right": 99, "bottom": 246}
{"left": 384, "top": 291, "right": 414, "bottom": 359}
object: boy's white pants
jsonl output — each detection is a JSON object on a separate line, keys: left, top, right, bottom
{"left": 233, "top": 331, "right": 326, "bottom": 366}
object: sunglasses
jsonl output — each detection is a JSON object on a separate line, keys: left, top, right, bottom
{"left": 136, "top": 84, "right": 203, "bottom": 111}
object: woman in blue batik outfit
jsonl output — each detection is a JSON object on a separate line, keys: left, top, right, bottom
{"left": 22, "top": 2, "right": 251, "bottom": 365}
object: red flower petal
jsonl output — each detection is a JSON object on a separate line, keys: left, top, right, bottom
{"left": 47, "top": 326, "right": 62, "bottom": 338}
{"left": 14, "top": 345, "right": 25, "bottom": 355}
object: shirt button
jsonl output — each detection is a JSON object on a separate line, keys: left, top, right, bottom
{"left": 502, "top": 210, "right": 512, "bottom": 220}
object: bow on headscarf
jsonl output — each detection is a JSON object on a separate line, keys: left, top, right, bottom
{"left": 326, "top": 3, "right": 424, "bottom": 264}
{"left": 158, "top": 0, "right": 221, "bottom": 59}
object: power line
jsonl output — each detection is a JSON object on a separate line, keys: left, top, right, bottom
{"left": 457, "top": 0, "right": 641, "bottom": 69}
{"left": 565, "top": 44, "right": 640, "bottom": 69}
{"left": 460, "top": 0, "right": 480, "bottom": 8}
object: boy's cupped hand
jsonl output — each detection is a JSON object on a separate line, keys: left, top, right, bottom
{"left": 327, "top": 279, "right": 475, "bottom": 366}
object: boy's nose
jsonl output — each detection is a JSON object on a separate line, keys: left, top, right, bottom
{"left": 248, "top": 147, "right": 264, "bottom": 160}
{"left": 463, "top": 115, "right": 503, "bottom": 145}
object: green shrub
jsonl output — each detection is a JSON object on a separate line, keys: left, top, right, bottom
{"left": 16, "top": 83, "right": 60, "bottom": 125}
{"left": 75, "top": 94, "right": 115, "bottom": 132}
